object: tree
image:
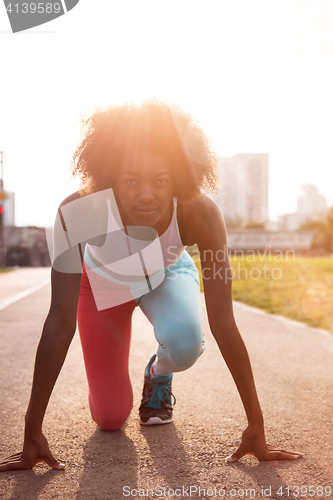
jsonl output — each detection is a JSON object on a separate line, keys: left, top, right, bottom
{"left": 243, "top": 220, "right": 266, "bottom": 230}
{"left": 223, "top": 215, "right": 243, "bottom": 229}
{"left": 300, "top": 207, "right": 333, "bottom": 253}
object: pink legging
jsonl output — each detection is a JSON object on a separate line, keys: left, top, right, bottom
{"left": 77, "top": 254, "right": 204, "bottom": 431}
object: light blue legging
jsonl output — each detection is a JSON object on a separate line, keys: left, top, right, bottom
{"left": 78, "top": 250, "right": 204, "bottom": 430}
{"left": 137, "top": 251, "right": 205, "bottom": 375}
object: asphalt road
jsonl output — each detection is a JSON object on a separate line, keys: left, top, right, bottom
{"left": 0, "top": 268, "right": 332, "bottom": 500}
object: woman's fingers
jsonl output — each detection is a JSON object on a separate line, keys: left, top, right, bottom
{"left": 0, "top": 456, "right": 23, "bottom": 465}
{"left": 0, "top": 452, "right": 24, "bottom": 464}
{"left": 264, "top": 449, "right": 303, "bottom": 460}
{"left": 226, "top": 445, "right": 303, "bottom": 462}
{"left": 266, "top": 445, "right": 303, "bottom": 456}
{"left": 0, "top": 452, "right": 23, "bottom": 466}
{"left": 0, "top": 457, "right": 65, "bottom": 471}
{"left": 225, "top": 454, "right": 241, "bottom": 463}
{"left": 0, "top": 456, "right": 21, "bottom": 464}
{"left": 4, "top": 452, "right": 23, "bottom": 459}
{"left": 0, "top": 451, "right": 65, "bottom": 471}
{"left": 41, "top": 455, "right": 65, "bottom": 470}
{"left": 0, "top": 457, "right": 31, "bottom": 471}
{"left": 225, "top": 442, "right": 249, "bottom": 463}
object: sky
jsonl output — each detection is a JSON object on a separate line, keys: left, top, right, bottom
{"left": 0, "top": 0, "right": 333, "bottom": 226}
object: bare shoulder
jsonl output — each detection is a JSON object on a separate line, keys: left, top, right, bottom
{"left": 55, "top": 191, "right": 83, "bottom": 233}
{"left": 56, "top": 189, "right": 108, "bottom": 249}
{"left": 181, "top": 195, "right": 226, "bottom": 246}
{"left": 183, "top": 194, "right": 222, "bottom": 220}
{"left": 58, "top": 190, "right": 83, "bottom": 208}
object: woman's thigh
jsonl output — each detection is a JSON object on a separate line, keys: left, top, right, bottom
{"left": 77, "top": 267, "right": 136, "bottom": 430}
{"left": 138, "top": 253, "right": 205, "bottom": 372}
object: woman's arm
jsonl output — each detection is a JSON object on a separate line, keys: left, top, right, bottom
{"left": 0, "top": 271, "right": 83, "bottom": 472}
{"left": 185, "top": 195, "right": 302, "bottom": 462}
{"left": 0, "top": 193, "right": 85, "bottom": 471}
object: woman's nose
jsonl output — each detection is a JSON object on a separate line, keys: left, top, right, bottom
{"left": 138, "top": 184, "right": 154, "bottom": 202}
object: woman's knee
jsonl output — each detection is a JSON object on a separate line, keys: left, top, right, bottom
{"left": 159, "top": 320, "right": 203, "bottom": 370}
{"left": 88, "top": 389, "right": 133, "bottom": 431}
{"left": 91, "top": 402, "right": 133, "bottom": 431}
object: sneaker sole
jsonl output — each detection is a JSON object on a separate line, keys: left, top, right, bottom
{"left": 140, "top": 416, "right": 173, "bottom": 426}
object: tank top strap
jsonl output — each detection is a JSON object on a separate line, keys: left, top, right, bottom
{"left": 106, "top": 196, "right": 124, "bottom": 234}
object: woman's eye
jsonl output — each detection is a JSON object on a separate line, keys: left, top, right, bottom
{"left": 126, "top": 179, "right": 137, "bottom": 184}
{"left": 155, "top": 179, "right": 167, "bottom": 185}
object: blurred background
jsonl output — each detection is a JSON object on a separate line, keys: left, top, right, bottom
{"left": 0, "top": 0, "right": 333, "bottom": 263}
{"left": 0, "top": 1, "right": 332, "bottom": 334}
{"left": 1, "top": 1, "right": 333, "bottom": 219}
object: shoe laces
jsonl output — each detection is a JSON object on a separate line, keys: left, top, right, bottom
{"left": 147, "top": 380, "right": 176, "bottom": 409}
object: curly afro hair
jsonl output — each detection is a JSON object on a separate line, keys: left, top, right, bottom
{"left": 71, "top": 100, "right": 219, "bottom": 200}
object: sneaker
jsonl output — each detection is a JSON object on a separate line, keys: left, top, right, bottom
{"left": 139, "top": 354, "right": 176, "bottom": 425}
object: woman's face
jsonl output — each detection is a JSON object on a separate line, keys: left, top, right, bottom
{"left": 116, "top": 150, "right": 174, "bottom": 231}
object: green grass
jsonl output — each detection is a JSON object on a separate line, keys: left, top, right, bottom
{"left": 192, "top": 255, "right": 333, "bottom": 333}
{"left": 0, "top": 267, "right": 13, "bottom": 274}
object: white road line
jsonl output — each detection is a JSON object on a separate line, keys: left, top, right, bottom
{"left": 0, "top": 279, "right": 50, "bottom": 312}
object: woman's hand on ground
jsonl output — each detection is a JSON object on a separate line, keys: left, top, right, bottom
{"left": 0, "top": 432, "right": 65, "bottom": 471}
{"left": 226, "top": 425, "right": 303, "bottom": 462}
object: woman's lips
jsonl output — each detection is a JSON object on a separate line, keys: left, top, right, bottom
{"left": 135, "top": 208, "right": 157, "bottom": 214}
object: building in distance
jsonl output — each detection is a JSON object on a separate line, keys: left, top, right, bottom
{"left": 216, "top": 153, "right": 269, "bottom": 228}
{"left": 278, "top": 184, "right": 327, "bottom": 231}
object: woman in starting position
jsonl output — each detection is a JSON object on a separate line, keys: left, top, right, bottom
{"left": 0, "top": 101, "right": 302, "bottom": 471}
